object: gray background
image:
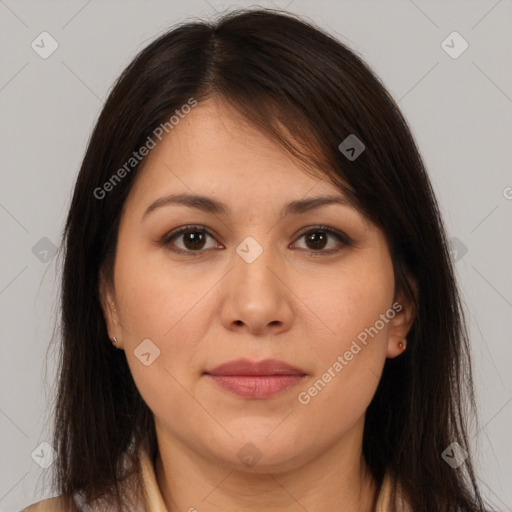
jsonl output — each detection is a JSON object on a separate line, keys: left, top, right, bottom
{"left": 1, "top": 0, "right": 511, "bottom": 510}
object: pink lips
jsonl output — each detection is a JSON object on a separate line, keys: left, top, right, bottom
{"left": 205, "top": 358, "right": 307, "bottom": 399}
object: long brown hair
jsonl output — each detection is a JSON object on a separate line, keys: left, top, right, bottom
{"left": 46, "top": 8, "right": 486, "bottom": 511}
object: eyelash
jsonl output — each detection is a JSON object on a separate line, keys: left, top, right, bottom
{"left": 159, "top": 224, "right": 352, "bottom": 257}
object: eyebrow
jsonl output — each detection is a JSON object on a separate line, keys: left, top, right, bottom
{"left": 142, "top": 193, "right": 356, "bottom": 220}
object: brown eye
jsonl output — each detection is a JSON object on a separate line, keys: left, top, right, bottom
{"left": 292, "top": 226, "right": 351, "bottom": 255}
{"left": 161, "top": 224, "right": 351, "bottom": 257}
{"left": 161, "top": 225, "right": 221, "bottom": 254}
{"left": 304, "top": 231, "right": 328, "bottom": 251}
{"left": 181, "top": 231, "right": 207, "bottom": 250}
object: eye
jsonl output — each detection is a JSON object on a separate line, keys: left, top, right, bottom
{"left": 291, "top": 226, "right": 352, "bottom": 255}
{"left": 160, "top": 224, "right": 351, "bottom": 256}
{"left": 160, "top": 225, "right": 222, "bottom": 254}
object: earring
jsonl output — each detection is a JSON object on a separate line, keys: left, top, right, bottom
{"left": 398, "top": 338, "right": 407, "bottom": 351}
{"left": 112, "top": 337, "right": 118, "bottom": 344}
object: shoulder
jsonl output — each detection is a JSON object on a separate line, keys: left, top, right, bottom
{"left": 21, "top": 495, "right": 69, "bottom": 512}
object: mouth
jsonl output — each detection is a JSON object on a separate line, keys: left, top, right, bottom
{"left": 204, "top": 358, "right": 307, "bottom": 399}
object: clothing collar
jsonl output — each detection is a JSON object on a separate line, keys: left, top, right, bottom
{"left": 139, "top": 444, "right": 168, "bottom": 511}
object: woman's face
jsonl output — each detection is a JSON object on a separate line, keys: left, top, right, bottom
{"left": 101, "top": 97, "right": 414, "bottom": 472}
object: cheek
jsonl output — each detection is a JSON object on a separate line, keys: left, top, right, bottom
{"left": 114, "top": 257, "right": 211, "bottom": 427}
{"left": 113, "top": 236, "right": 212, "bottom": 342}
{"left": 299, "top": 251, "right": 395, "bottom": 353}
{"left": 293, "top": 252, "right": 394, "bottom": 420}
{"left": 112, "top": 240, "right": 225, "bottom": 402}
{"left": 294, "top": 302, "right": 389, "bottom": 439}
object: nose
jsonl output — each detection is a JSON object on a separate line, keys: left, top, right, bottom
{"left": 219, "top": 240, "right": 294, "bottom": 337}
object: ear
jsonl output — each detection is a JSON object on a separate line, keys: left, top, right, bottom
{"left": 386, "top": 278, "right": 417, "bottom": 359}
{"left": 98, "top": 272, "right": 122, "bottom": 348}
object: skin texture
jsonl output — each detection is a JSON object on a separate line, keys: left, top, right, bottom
{"left": 100, "top": 96, "right": 415, "bottom": 512}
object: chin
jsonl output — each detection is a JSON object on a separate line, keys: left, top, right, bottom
{"left": 208, "top": 428, "right": 307, "bottom": 473}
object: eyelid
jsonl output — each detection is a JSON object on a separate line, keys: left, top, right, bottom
{"left": 160, "top": 224, "right": 352, "bottom": 255}
{"left": 292, "top": 225, "right": 353, "bottom": 248}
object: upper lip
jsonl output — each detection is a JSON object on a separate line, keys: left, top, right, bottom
{"left": 206, "top": 358, "right": 306, "bottom": 376}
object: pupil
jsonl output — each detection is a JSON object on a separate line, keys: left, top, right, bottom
{"left": 184, "top": 231, "right": 205, "bottom": 250}
{"left": 307, "top": 231, "right": 327, "bottom": 250}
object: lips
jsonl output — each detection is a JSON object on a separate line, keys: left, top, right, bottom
{"left": 205, "top": 358, "right": 307, "bottom": 399}
{"left": 206, "top": 358, "right": 306, "bottom": 376}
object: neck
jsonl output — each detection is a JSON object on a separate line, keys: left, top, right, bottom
{"left": 154, "top": 417, "right": 377, "bottom": 512}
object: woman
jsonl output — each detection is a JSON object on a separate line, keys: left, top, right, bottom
{"left": 23, "top": 8, "right": 487, "bottom": 512}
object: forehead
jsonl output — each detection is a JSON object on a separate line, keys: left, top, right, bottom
{"left": 127, "top": 97, "right": 343, "bottom": 205}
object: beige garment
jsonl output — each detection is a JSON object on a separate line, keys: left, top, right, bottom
{"left": 22, "top": 447, "right": 400, "bottom": 511}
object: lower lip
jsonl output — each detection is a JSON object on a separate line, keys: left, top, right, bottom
{"left": 206, "top": 374, "right": 306, "bottom": 398}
